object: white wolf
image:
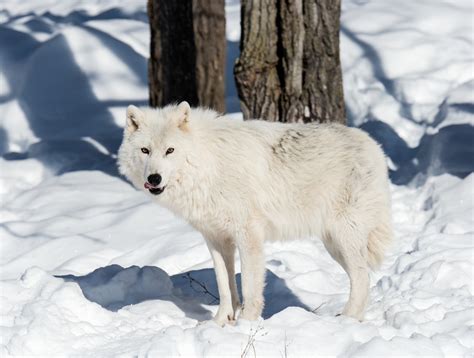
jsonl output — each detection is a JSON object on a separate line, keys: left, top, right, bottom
{"left": 118, "top": 101, "right": 392, "bottom": 325}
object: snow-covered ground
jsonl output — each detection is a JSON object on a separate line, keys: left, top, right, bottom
{"left": 0, "top": 0, "right": 473, "bottom": 356}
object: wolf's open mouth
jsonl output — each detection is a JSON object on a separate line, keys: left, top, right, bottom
{"left": 144, "top": 182, "right": 165, "bottom": 195}
{"left": 149, "top": 187, "right": 165, "bottom": 195}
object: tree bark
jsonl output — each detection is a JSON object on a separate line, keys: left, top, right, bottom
{"left": 234, "top": 0, "right": 281, "bottom": 121}
{"left": 148, "top": 0, "right": 198, "bottom": 107}
{"left": 148, "top": 0, "right": 225, "bottom": 111}
{"left": 302, "top": 0, "right": 345, "bottom": 123}
{"left": 193, "top": 0, "right": 226, "bottom": 112}
{"left": 279, "top": 0, "right": 305, "bottom": 122}
{"left": 235, "top": 0, "right": 346, "bottom": 124}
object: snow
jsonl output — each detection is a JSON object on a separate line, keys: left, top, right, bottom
{"left": 0, "top": 0, "right": 473, "bottom": 356}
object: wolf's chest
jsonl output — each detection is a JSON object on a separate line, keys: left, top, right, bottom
{"left": 164, "top": 185, "right": 232, "bottom": 231}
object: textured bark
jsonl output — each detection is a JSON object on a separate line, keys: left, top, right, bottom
{"left": 148, "top": 0, "right": 198, "bottom": 107}
{"left": 280, "top": 0, "right": 305, "bottom": 122}
{"left": 302, "top": 0, "right": 345, "bottom": 123}
{"left": 235, "top": 0, "right": 346, "bottom": 124}
{"left": 193, "top": 0, "right": 226, "bottom": 112}
{"left": 148, "top": 0, "right": 225, "bottom": 111}
{"left": 234, "top": 0, "right": 281, "bottom": 121}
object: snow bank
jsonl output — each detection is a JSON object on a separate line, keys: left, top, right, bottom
{"left": 1, "top": 171, "right": 472, "bottom": 355}
{"left": 341, "top": 0, "right": 474, "bottom": 184}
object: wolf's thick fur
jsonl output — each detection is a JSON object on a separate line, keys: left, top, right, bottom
{"left": 118, "top": 102, "right": 392, "bottom": 325}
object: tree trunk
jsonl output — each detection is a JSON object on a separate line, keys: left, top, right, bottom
{"left": 193, "top": 0, "right": 226, "bottom": 112}
{"left": 148, "top": 0, "right": 198, "bottom": 107}
{"left": 302, "top": 0, "right": 345, "bottom": 123}
{"left": 148, "top": 0, "right": 225, "bottom": 111}
{"left": 235, "top": 0, "right": 346, "bottom": 124}
{"left": 234, "top": 0, "right": 281, "bottom": 121}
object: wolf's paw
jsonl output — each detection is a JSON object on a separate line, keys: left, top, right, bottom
{"left": 213, "top": 307, "right": 236, "bottom": 327}
{"left": 239, "top": 299, "right": 263, "bottom": 321}
{"left": 341, "top": 308, "right": 364, "bottom": 321}
{"left": 212, "top": 315, "right": 236, "bottom": 327}
{"left": 239, "top": 310, "right": 260, "bottom": 321}
{"left": 239, "top": 305, "right": 262, "bottom": 321}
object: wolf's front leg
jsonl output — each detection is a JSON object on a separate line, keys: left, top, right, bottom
{"left": 206, "top": 239, "right": 240, "bottom": 326}
{"left": 237, "top": 226, "right": 265, "bottom": 321}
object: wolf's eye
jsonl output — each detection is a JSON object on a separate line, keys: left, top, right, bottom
{"left": 141, "top": 147, "right": 149, "bottom": 154}
{"left": 166, "top": 147, "right": 174, "bottom": 155}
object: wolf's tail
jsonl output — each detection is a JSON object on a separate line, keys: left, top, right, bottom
{"left": 367, "top": 219, "right": 393, "bottom": 270}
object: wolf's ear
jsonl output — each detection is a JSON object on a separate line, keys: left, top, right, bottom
{"left": 126, "top": 105, "right": 144, "bottom": 133}
{"left": 176, "top": 101, "right": 191, "bottom": 131}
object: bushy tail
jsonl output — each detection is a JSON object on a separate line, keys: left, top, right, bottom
{"left": 367, "top": 221, "right": 393, "bottom": 270}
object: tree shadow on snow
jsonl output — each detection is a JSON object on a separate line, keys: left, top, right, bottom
{"left": 57, "top": 264, "right": 310, "bottom": 321}
{"left": 2, "top": 8, "right": 148, "bottom": 28}
{"left": 0, "top": 9, "right": 240, "bottom": 177}
{"left": 18, "top": 34, "right": 122, "bottom": 176}
{"left": 360, "top": 119, "right": 474, "bottom": 185}
{"left": 340, "top": 25, "right": 418, "bottom": 123}
{"left": 342, "top": 24, "right": 474, "bottom": 184}
{"left": 0, "top": 10, "right": 148, "bottom": 176}
{"left": 79, "top": 24, "right": 148, "bottom": 87}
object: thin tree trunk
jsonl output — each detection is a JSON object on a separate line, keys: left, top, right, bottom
{"left": 234, "top": 0, "right": 281, "bottom": 121}
{"left": 280, "top": 0, "right": 305, "bottom": 122}
{"left": 302, "top": 0, "right": 345, "bottom": 123}
{"left": 193, "top": 0, "right": 226, "bottom": 112}
{"left": 148, "top": 0, "right": 225, "bottom": 111}
{"left": 148, "top": 0, "right": 198, "bottom": 107}
{"left": 235, "top": 0, "right": 346, "bottom": 124}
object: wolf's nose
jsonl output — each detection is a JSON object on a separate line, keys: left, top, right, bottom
{"left": 147, "top": 174, "right": 162, "bottom": 186}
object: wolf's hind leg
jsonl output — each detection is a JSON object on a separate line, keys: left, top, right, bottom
{"left": 342, "top": 257, "right": 369, "bottom": 320}
{"left": 207, "top": 238, "right": 240, "bottom": 325}
{"left": 325, "top": 221, "right": 370, "bottom": 321}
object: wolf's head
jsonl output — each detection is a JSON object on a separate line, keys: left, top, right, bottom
{"left": 117, "top": 101, "right": 193, "bottom": 198}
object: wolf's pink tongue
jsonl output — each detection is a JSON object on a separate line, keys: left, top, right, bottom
{"left": 144, "top": 182, "right": 155, "bottom": 189}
